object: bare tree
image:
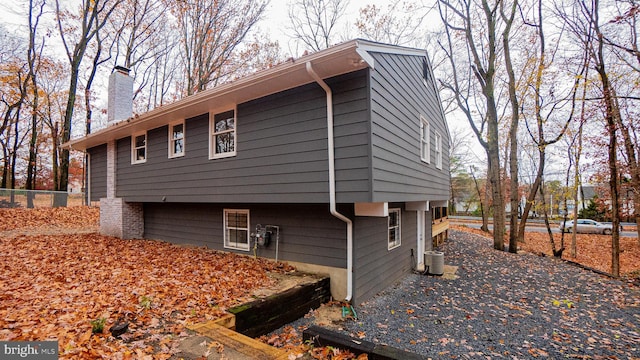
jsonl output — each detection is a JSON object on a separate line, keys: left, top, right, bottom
{"left": 55, "top": 0, "right": 123, "bottom": 202}
{"left": 437, "top": 0, "right": 509, "bottom": 251}
{"left": 355, "top": 1, "right": 428, "bottom": 46}
{"left": 109, "top": 0, "right": 173, "bottom": 112}
{"left": 287, "top": 0, "right": 349, "bottom": 52}
{"left": 25, "top": 0, "right": 47, "bottom": 206}
{"left": 172, "top": 0, "right": 267, "bottom": 95}
{"left": 601, "top": 0, "right": 640, "bottom": 242}
{"left": 512, "top": 0, "right": 583, "bottom": 256}
{"left": 559, "top": 0, "right": 623, "bottom": 276}
{"left": 500, "top": 0, "right": 520, "bottom": 253}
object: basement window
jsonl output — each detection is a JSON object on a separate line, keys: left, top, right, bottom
{"left": 388, "top": 208, "right": 401, "bottom": 250}
{"left": 131, "top": 132, "right": 147, "bottom": 164}
{"left": 224, "top": 209, "right": 250, "bottom": 251}
{"left": 169, "top": 121, "right": 185, "bottom": 158}
{"left": 210, "top": 110, "right": 236, "bottom": 159}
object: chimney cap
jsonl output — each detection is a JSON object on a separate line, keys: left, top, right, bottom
{"left": 113, "top": 65, "right": 130, "bottom": 75}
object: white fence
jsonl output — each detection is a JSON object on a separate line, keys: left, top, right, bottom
{"left": 0, "top": 189, "right": 86, "bottom": 208}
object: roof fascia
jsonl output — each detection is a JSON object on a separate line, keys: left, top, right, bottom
{"left": 65, "top": 40, "right": 364, "bottom": 151}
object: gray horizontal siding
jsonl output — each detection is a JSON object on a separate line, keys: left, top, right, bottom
{"left": 369, "top": 52, "right": 450, "bottom": 203}
{"left": 115, "top": 70, "right": 372, "bottom": 204}
{"left": 353, "top": 205, "right": 414, "bottom": 303}
{"left": 88, "top": 144, "right": 107, "bottom": 201}
{"left": 144, "top": 203, "right": 349, "bottom": 268}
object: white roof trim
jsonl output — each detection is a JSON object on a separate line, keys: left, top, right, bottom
{"left": 64, "top": 39, "right": 429, "bottom": 151}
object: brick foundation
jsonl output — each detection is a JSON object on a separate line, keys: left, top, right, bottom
{"left": 100, "top": 197, "right": 144, "bottom": 239}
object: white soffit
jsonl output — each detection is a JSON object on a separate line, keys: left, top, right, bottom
{"left": 355, "top": 202, "right": 389, "bottom": 217}
{"left": 405, "top": 201, "right": 429, "bottom": 212}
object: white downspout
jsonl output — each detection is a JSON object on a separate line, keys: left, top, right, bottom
{"left": 306, "top": 61, "right": 354, "bottom": 302}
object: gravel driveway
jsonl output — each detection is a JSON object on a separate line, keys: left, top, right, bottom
{"left": 307, "top": 230, "right": 640, "bottom": 358}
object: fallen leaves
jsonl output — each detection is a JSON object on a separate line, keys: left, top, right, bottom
{"left": 0, "top": 206, "right": 99, "bottom": 231}
{"left": 451, "top": 224, "right": 640, "bottom": 279}
{"left": 0, "top": 206, "right": 295, "bottom": 359}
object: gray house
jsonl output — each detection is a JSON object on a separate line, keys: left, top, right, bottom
{"left": 65, "top": 39, "right": 450, "bottom": 304}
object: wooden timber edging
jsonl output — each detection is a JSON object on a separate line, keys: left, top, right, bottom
{"left": 187, "top": 321, "right": 290, "bottom": 360}
{"left": 185, "top": 276, "right": 331, "bottom": 359}
{"left": 229, "top": 276, "right": 331, "bottom": 338}
{"left": 303, "top": 325, "right": 426, "bottom": 360}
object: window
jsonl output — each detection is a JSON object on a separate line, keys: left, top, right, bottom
{"left": 224, "top": 209, "right": 249, "bottom": 251}
{"left": 132, "top": 132, "right": 147, "bottom": 164}
{"left": 169, "top": 121, "right": 185, "bottom": 158}
{"left": 422, "top": 58, "right": 434, "bottom": 88}
{"left": 210, "top": 110, "right": 236, "bottom": 159}
{"left": 388, "top": 208, "right": 401, "bottom": 250}
{"left": 435, "top": 131, "right": 442, "bottom": 169}
{"left": 420, "top": 116, "right": 430, "bottom": 163}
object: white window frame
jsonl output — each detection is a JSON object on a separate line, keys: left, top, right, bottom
{"left": 168, "top": 120, "right": 185, "bottom": 158}
{"left": 420, "top": 116, "right": 430, "bottom": 163}
{"left": 435, "top": 131, "right": 442, "bottom": 169}
{"left": 388, "top": 208, "right": 401, "bottom": 250}
{"left": 209, "top": 109, "right": 237, "bottom": 159}
{"left": 131, "top": 131, "right": 147, "bottom": 164}
{"left": 223, "top": 209, "right": 250, "bottom": 251}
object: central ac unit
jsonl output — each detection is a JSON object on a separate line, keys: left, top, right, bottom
{"left": 424, "top": 250, "right": 444, "bottom": 275}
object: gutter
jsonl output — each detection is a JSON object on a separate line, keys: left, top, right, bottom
{"left": 306, "top": 61, "right": 354, "bottom": 302}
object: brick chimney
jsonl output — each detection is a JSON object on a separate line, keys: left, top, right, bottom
{"left": 107, "top": 66, "right": 133, "bottom": 123}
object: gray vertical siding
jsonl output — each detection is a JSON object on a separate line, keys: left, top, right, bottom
{"left": 87, "top": 144, "right": 107, "bottom": 201}
{"left": 144, "top": 203, "right": 349, "bottom": 269}
{"left": 353, "top": 205, "right": 415, "bottom": 303}
{"left": 369, "top": 52, "right": 450, "bottom": 202}
{"left": 114, "top": 70, "right": 372, "bottom": 204}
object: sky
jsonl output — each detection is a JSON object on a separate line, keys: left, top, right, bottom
{"left": 260, "top": 0, "right": 391, "bottom": 55}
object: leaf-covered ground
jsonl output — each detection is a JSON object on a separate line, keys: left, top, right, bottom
{"left": 0, "top": 207, "right": 100, "bottom": 232}
{"left": 451, "top": 224, "right": 640, "bottom": 278}
{"left": 0, "top": 207, "right": 295, "bottom": 359}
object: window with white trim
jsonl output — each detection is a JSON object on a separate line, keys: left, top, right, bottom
{"left": 388, "top": 208, "right": 401, "bottom": 250}
{"left": 224, "top": 209, "right": 249, "bottom": 251}
{"left": 435, "top": 131, "right": 442, "bottom": 169}
{"left": 169, "top": 121, "right": 185, "bottom": 158}
{"left": 210, "top": 110, "right": 236, "bottom": 159}
{"left": 420, "top": 116, "right": 430, "bottom": 163}
{"left": 132, "top": 132, "right": 147, "bottom": 164}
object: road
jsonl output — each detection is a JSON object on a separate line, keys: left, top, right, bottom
{"left": 450, "top": 217, "right": 638, "bottom": 237}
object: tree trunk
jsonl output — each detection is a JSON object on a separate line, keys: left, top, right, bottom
{"left": 502, "top": 0, "right": 519, "bottom": 254}
{"left": 10, "top": 110, "right": 20, "bottom": 204}
{"left": 52, "top": 122, "right": 59, "bottom": 192}
{"left": 57, "top": 59, "right": 81, "bottom": 204}
{"left": 541, "top": 183, "right": 563, "bottom": 257}
{"left": 487, "top": 126, "right": 505, "bottom": 251}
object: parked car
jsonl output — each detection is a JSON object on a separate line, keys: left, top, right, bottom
{"left": 559, "top": 219, "right": 614, "bottom": 235}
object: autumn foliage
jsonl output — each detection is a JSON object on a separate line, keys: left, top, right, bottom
{"left": 0, "top": 206, "right": 296, "bottom": 359}
{"left": 451, "top": 224, "right": 640, "bottom": 278}
{"left": 0, "top": 207, "right": 99, "bottom": 231}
